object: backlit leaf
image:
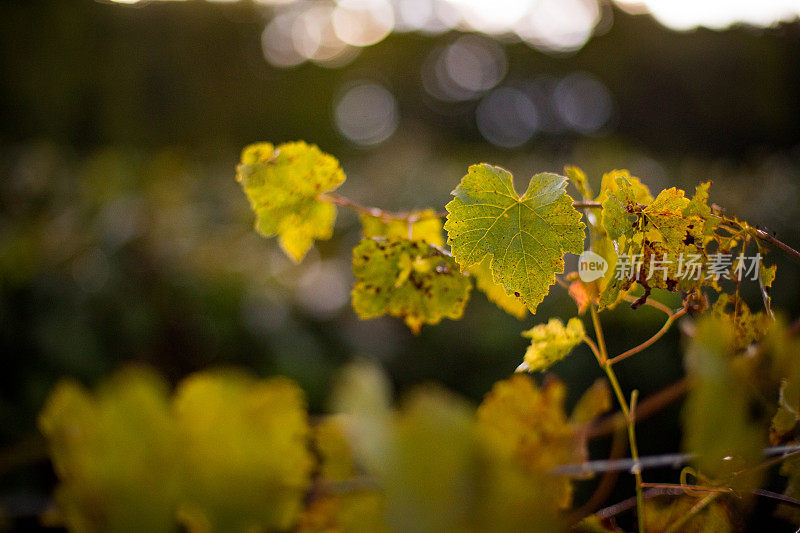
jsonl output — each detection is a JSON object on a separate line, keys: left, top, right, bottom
{"left": 565, "top": 165, "right": 593, "bottom": 199}
{"left": 351, "top": 237, "right": 472, "bottom": 333}
{"left": 520, "top": 317, "right": 585, "bottom": 372}
{"left": 470, "top": 256, "right": 528, "bottom": 319}
{"left": 712, "top": 293, "right": 770, "bottom": 352}
{"left": 444, "top": 164, "right": 585, "bottom": 314}
{"left": 236, "top": 141, "right": 345, "bottom": 262}
{"left": 683, "top": 182, "right": 720, "bottom": 239}
{"left": 360, "top": 209, "right": 444, "bottom": 247}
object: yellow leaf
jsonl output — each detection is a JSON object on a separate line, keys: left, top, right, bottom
{"left": 38, "top": 367, "right": 181, "bottom": 533}
{"left": 351, "top": 237, "right": 472, "bottom": 333}
{"left": 520, "top": 317, "right": 586, "bottom": 372}
{"left": 477, "top": 374, "right": 582, "bottom": 509}
{"left": 236, "top": 141, "right": 345, "bottom": 262}
{"left": 173, "top": 370, "right": 313, "bottom": 532}
{"left": 360, "top": 209, "right": 444, "bottom": 247}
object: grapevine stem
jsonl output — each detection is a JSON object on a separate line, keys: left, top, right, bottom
{"left": 574, "top": 201, "right": 603, "bottom": 208}
{"left": 750, "top": 227, "right": 800, "bottom": 264}
{"left": 590, "top": 306, "right": 608, "bottom": 365}
{"left": 607, "top": 307, "right": 687, "bottom": 366}
{"left": 622, "top": 294, "right": 674, "bottom": 317}
{"left": 590, "top": 306, "right": 646, "bottom": 532}
{"left": 590, "top": 377, "right": 690, "bottom": 438}
{"left": 717, "top": 214, "right": 800, "bottom": 264}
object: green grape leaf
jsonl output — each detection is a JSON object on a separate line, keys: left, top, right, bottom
{"left": 173, "top": 371, "right": 313, "bottom": 532}
{"left": 360, "top": 209, "right": 444, "bottom": 247}
{"left": 236, "top": 141, "right": 345, "bottom": 262}
{"left": 38, "top": 368, "right": 181, "bottom": 533}
{"left": 519, "top": 317, "right": 585, "bottom": 372}
{"left": 564, "top": 165, "right": 593, "bottom": 199}
{"left": 683, "top": 181, "right": 720, "bottom": 238}
{"left": 600, "top": 176, "right": 640, "bottom": 242}
{"left": 642, "top": 187, "right": 692, "bottom": 250}
{"left": 444, "top": 164, "right": 585, "bottom": 314}
{"left": 470, "top": 257, "right": 528, "bottom": 319}
{"left": 351, "top": 237, "right": 472, "bottom": 333}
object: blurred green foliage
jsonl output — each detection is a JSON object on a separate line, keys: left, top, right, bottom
{"left": 1, "top": 1, "right": 800, "bottom": 529}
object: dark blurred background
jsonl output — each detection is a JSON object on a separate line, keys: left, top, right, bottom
{"left": 1, "top": 0, "right": 800, "bottom": 529}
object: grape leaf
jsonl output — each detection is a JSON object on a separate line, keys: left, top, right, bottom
{"left": 712, "top": 293, "right": 770, "bottom": 352}
{"left": 360, "top": 210, "right": 444, "bottom": 247}
{"left": 173, "top": 371, "right": 313, "bottom": 532}
{"left": 683, "top": 182, "right": 720, "bottom": 239}
{"left": 38, "top": 368, "right": 181, "bottom": 533}
{"left": 519, "top": 317, "right": 585, "bottom": 372}
{"left": 383, "top": 385, "right": 562, "bottom": 532}
{"left": 596, "top": 170, "right": 653, "bottom": 205}
{"left": 477, "top": 375, "right": 584, "bottom": 509}
{"left": 598, "top": 177, "right": 723, "bottom": 308}
{"left": 593, "top": 171, "right": 653, "bottom": 309}
{"left": 642, "top": 187, "right": 692, "bottom": 250}
{"left": 351, "top": 237, "right": 472, "bottom": 333}
{"left": 444, "top": 164, "right": 585, "bottom": 314}
{"left": 682, "top": 316, "right": 765, "bottom": 483}
{"left": 236, "top": 141, "right": 345, "bottom": 262}
{"left": 564, "top": 165, "right": 593, "bottom": 199}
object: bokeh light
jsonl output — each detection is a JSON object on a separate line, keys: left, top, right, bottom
{"left": 422, "top": 35, "right": 507, "bottom": 102}
{"left": 332, "top": 0, "right": 395, "bottom": 47}
{"left": 107, "top": 0, "right": 800, "bottom": 52}
{"left": 475, "top": 87, "right": 538, "bottom": 148}
{"left": 553, "top": 72, "right": 613, "bottom": 135}
{"left": 614, "top": 0, "right": 800, "bottom": 30}
{"left": 334, "top": 82, "right": 399, "bottom": 146}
